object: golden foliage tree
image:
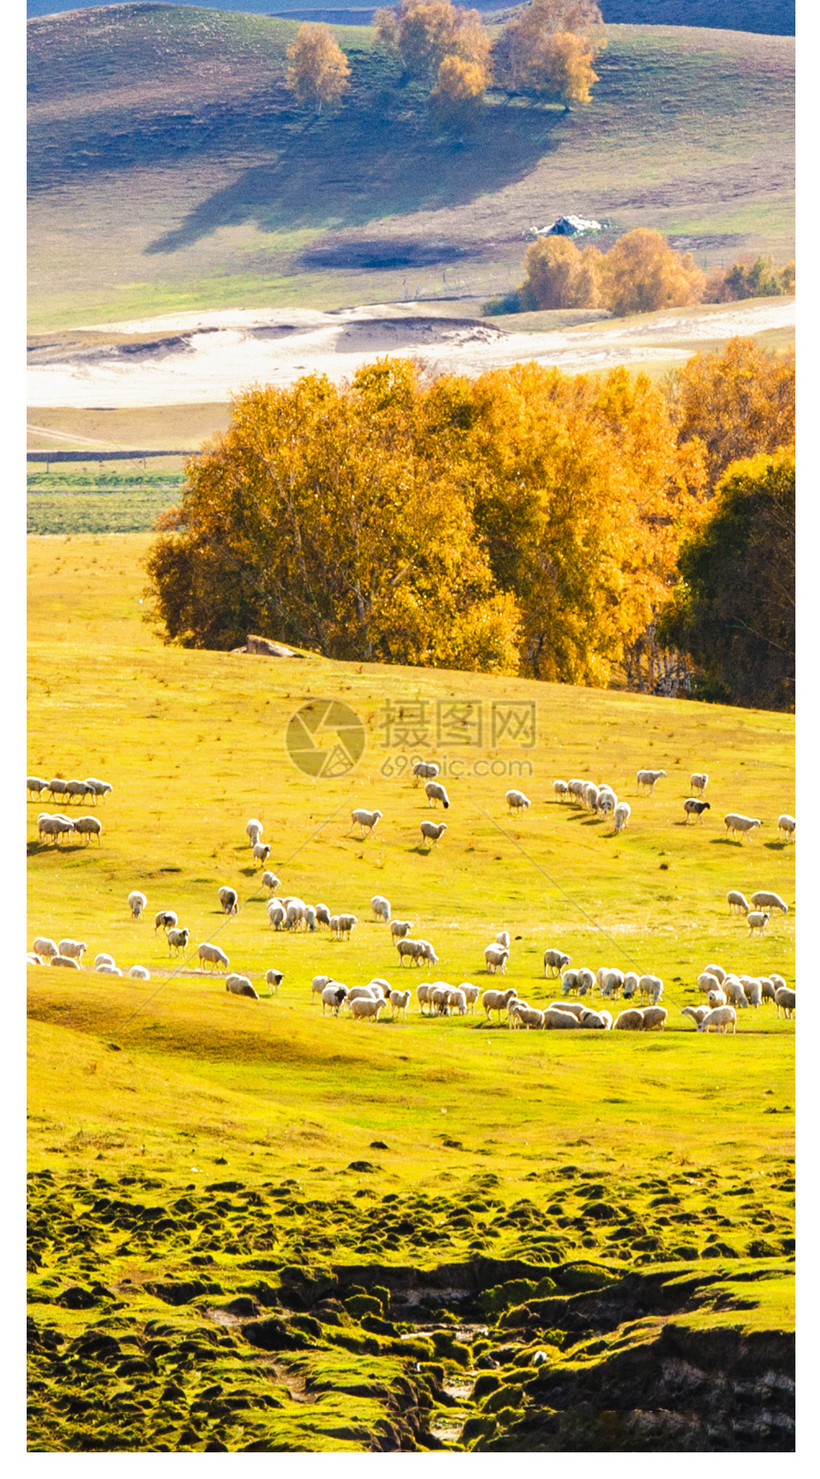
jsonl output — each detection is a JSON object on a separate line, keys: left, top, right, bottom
{"left": 430, "top": 53, "right": 487, "bottom": 129}
{"left": 286, "top": 23, "right": 351, "bottom": 115}
{"left": 374, "top": 0, "right": 490, "bottom": 82}
{"left": 493, "top": 0, "right": 604, "bottom": 108}
{"left": 671, "top": 337, "right": 795, "bottom": 490}
{"left": 519, "top": 235, "right": 601, "bottom": 310}
{"left": 598, "top": 228, "right": 705, "bottom": 316}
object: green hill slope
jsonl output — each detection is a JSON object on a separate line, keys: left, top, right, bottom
{"left": 28, "top": 6, "right": 793, "bottom": 330}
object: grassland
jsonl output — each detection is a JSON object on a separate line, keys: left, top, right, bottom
{"left": 27, "top": 531, "right": 795, "bottom": 1450}
{"left": 27, "top": 470, "right": 187, "bottom": 534}
{"left": 27, "top": 8, "right": 794, "bottom": 331}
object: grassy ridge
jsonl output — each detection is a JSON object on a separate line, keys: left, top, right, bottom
{"left": 28, "top": 10, "right": 793, "bottom": 330}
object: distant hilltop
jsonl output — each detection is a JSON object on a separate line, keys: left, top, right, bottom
{"left": 26, "top": 1, "right": 796, "bottom": 39}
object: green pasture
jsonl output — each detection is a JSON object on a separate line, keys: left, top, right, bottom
{"left": 28, "top": 12, "right": 794, "bottom": 331}
{"left": 26, "top": 533, "right": 795, "bottom": 1449}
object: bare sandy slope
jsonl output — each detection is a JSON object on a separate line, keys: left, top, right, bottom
{"left": 27, "top": 298, "right": 795, "bottom": 409}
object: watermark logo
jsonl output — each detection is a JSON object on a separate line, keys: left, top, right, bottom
{"left": 378, "top": 698, "right": 536, "bottom": 751}
{"left": 286, "top": 699, "right": 366, "bottom": 778}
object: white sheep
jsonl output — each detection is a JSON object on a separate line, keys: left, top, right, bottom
{"left": 425, "top": 781, "right": 450, "bottom": 809}
{"left": 745, "top": 978, "right": 763, "bottom": 1008}
{"left": 496, "top": 930, "right": 511, "bottom": 949}
{"left": 252, "top": 841, "right": 271, "bottom": 867}
{"left": 707, "top": 987, "right": 727, "bottom": 1008}
{"left": 39, "top": 815, "right": 74, "bottom": 845}
{"left": 600, "top": 969, "right": 625, "bottom": 999}
{"left": 226, "top": 974, "right": 259, "bottom": 1000}
{"left": 303, "top": 905, "right": 317, "bottom": 932}
{"left": 322, "top": 984, "right": 348, "bottom": 1015}
{"left": 481, "top": 986, "right": 517, "bottom": 1022}
{"left": 84, "top": 778, "right": 112, "bottom": 800}
{"left": 613, "top": 1008, "right": 644, "bottom": 1030}
{"left": 246, "top": 818, "right": 263, "bottom": 846}
{"left": 27, "top": 777, "right": 49, "bottom": 799}
{"left": 199, "top": 941, "right": 229, "bottom": 971}
{"left": 389, "top": 988, "right": 412, "bottom": 1019}
{"left": 612, "top": 801, "right": 631, "bottom": 834}
{"left": 769, "top": 973, "right": 787, "bottom": 995}
{"left": 286, "top": 900, "right": 306, "bottom": 931}
{"left": 445, "top": 987, "right": 467, "bottom": 1016}
{"left": 390, "top": 919, "right": 413, "bottom": 940}
{"left": 26, "top": 953, "right": 43, "bottom": 966}
{"left": 638, "top": 975, "right": 663, "bottom": 1005}
{"left": 636, "top": 769, "right": 667, "bottom": 793}
{"left": 577, "top": 966, "right": 596, "bottom": 996}
{"left": 703, "top": 962, "right": 727, "bottom": 983}
{"left": 775, "top": 986, "right": 796, "bottom": 1018}
{"left": 721, "top": 976, "right": 748, "bottom": 1008}
{"left": 727, "top": 890, "right": 750, "bottom": 914}
{"left": 777, "top": 814, "right": 796, "bottom": 840}
{"left": 218, "top": 886, "right": 239, "bottom": 915}
{"left": 128, "top": 965, "right": 150, "bottom": 980}
{"left": 560, "top": 969, "right": 579, "bottom": 996}
{"left": 511, "top": 1002, "right": 545, "bottom": 1030}
{"left": 371, "top": 895, "right": 391, "bottom": 922}
{"left": 127, "top": 891, "right": 147, "bottom": 920}
{"left": 311, "top": 975, "right": 333, "bottom": 1002}
{"left": 641, "top": 1006, "right": 668, "bottom": 1030}
{"left": 506, "top": 789, "right": 531, "bottom": 815}
{"left": 351, "top": 807, "right": 383, "bottom": 837}
{"left": 350, "top": 995, "right": 385, "bottom": 1022}
{"left": 261, "top": 871, "right": 280, "bottom": 894}
{"left": 459, "top": 982, "right": 480, "bottom": 1013}
{"left": 51, "top": 954, "right": 80, "bottom": 969}
{"left": 47, "top": 779, "right": 69, "bottom": 801}
{"left": 579, "top": 1008, "right": 612, "bottom": 1030}
{"left": 329, "top": 915, "right": 341, "bottom": 938}
{"left": 412, "top": 761, "right": 439, "bottom": 785}
{"left": 337, "top": 913, "right": 358, "bottom": 939}
{"left": 750, "top": 890, "right": 788, "bottom": 913}
{"left": 368, "top": 978, "right": 392, "bottom": 998}
{"left": 73, "top": 815, "right": 102, "bottom": 844}
{"left": 429, "top": 984, "right": 451, "bottom": 1016}
{"left": 547, "top": 1001, "right": 586, "bottom": 1020}
{"left": 154, "top": 910, "right": 177, "bottom": 932}
{"left": 267, "top": 901, "right": 286, "bottom": 930}
{"left": 544, "top": 948, "right": 570, "bottom": 978}
{"left": 543, "top": 1006, "right": 581, "bottom": 1029}
{"left": 582, "top": 782, "right": 600, "bottom": 812}
{"left": 724, "top": 813, "right": 762, "bottom": 839}
{"left": 315, "top": 903, "right": 331, "bottom": 928}
{"left": 94, "top": 953, "right": 115, "bottom": 969}
{"left": 420, "top": 820, "right": 447, "bottom": 847}
{"left": 760, "top": 976, "right": 777, "bottom": 1004}
{"left": 567, "top": 779, "right": 586, "bottom": 799}
{"left": 167, "top": 927, "right": 189, "bottom": 955}
{"left": 698, "top": 1005, "right": 738, "bottom": 1034}
{"left": 485, "top": 944, "right": 509, "bottom": 974}
{"left": 682, "top": 1005, "right": 710, "bottom": 1027}
{"left": 747, "top": 910, "right": 770, "bottom": 934}
{"left": 417, "top": 940, "right": 439, "bottom": 967}
{"left": 33, "top": 937, "right": 59, "bottom": 960}
{"left": 597, "top": 786, "right": 617, "bottom": 815}
{"left": 96, "top": 963, "right": 123, "bottom": 976}
{"left": 265, "top": 968, "right": 283, "bottom": 993}
{"left": 58, "top": 939, "right": 86, "bottom": 962}
{"left": 690, "top": 772, "right": 709, "bottom": 796}
{"left": 552, "top": 780, "right": 569, "bottom": 802}
{"left": 621, "top": 971, "right": 639, "bottom": 999}
{"left": 397, "top": 938, "right": 424, "bottom": 967}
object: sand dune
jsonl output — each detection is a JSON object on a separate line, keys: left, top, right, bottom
{"left": 27, "top": 299, "right": 794, "bottom": 409}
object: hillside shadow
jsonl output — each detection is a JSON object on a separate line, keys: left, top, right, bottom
{"left": 144, "top": 97, "right": 567, "bottom": 256}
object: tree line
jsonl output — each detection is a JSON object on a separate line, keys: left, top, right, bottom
{"left": 145, "top": 338, "right": 794, "bottom": 710}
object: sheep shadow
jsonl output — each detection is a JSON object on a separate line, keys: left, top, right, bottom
{"left": 764, "top": 840, "right": 791, "bottom": 850}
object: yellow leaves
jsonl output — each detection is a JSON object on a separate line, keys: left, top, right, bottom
{"left": 598, "top": 229, "right": 706, "bottom": 317}
{"left": 286, "top": 23, "right": 351, "bottom": 114}
{"left": 493, "top": 0, "right": 604, "bottom": 105}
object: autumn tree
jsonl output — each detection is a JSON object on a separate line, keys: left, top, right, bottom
{"left": 519, "top": 235, "right": 601, "bottom": 309}
{"left": 670, "top": 337, "right": 795, "bottom": 490}
{"left": 493, "top": 0, "right": 605, "bottom": 109}
{"left": 430, "top": 53, "right": 487, "bottom": 129}
{"left": 286, "top": 23, "right": 351, "bottom": 115}
{"left": 374, "top": 0, "right": 490, "bottom": 83}
{"left": 705, "top": 255, "right": 795, "bottom": 303}
{"left": 658, "top": 449, "right": 794, "bottom": 710}
{"left": 145, "top": 361, "right": 519, "bottom": 674}
{"left": 598, "top": 228, "right": 705, "bottom": 316}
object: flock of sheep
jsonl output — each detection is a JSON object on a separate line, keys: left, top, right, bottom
{"left": 29, "top": 774, "right": 112, "bottom": 846}
{"left": 28, "top": 755, "right": 794, "bottom": 1032}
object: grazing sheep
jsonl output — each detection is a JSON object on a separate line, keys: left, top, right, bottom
{"left": 544, "top": 948, "right": 570, "bottom": 978}
{"left": 389, "top": 988, "right": 412, "bottom": 1019}
{"left": 579, "top": 1008, "right": 612, "bottom": 1030}
{"left": 544, "top": 1006, "right": 582, "bottom": 1029}
{"left": 707, "top": 987, "right": 728, "bottom": 1008}
{"left": 397, "top": 938, "right": 425, "bottom": 967}
{"left": 553, "top": 780, "right": 569, "bottom": 802}
{"left": 600, "top": 969, "right": 625, "bottom": 1000}
{"left": 58, "top": 939, "right": 87, "bottom": 962}
{"left": 218, "top": 886, "right": 239, "bottom": 915}
{"left": 33, "top": 937, "right": 59, "bottom": 960}
{"left": 26, "top": 954, "right": 43, "bottom": 966}
{"left": 425, "top": 780, "right": 450, "bottom": 809}
{"left": 267, "top": 901, "right": 287, "bottom": 930}
{"left": 760, "top": 977, "right": 777, "bottom": 1004}
{"left": 429, "top": 984, "right": 452, "bottom": 1017}
{"left": 638, "top": 975, "right": 663, "bottom": 1005}
{"left": 576, "top": 966, "right": 596, "bottom": 996}
{"left": 485, "top": 944, "right": 509, "bottom": 974}
{"left": 261, "top": 871, "right": 280, "bottom": 894}
{"left": 775, "top": 986, "right": 796, "bottom": 1019}
{"left": 496, "top": 930, "right": 511, "bottom": 949}
{"left": 560, "top": 970, "right": 579, "bottom": 996}
{"left": 481, "top": 986, "right": 517, "bottom": 1022}
{"left": 721, "top": 977, "right": 749, "bottom": 1009}
{"left": 750, "top": 890, "right": 788, "bottom": 913}
{"left": 350, "top": 996, "right": 385, "bottom": 1022}
{"left": 311, "top": 975, "right": 333, "bottom": 1003}
{"left": 154, "top": 910, "right": 177, "bottom": 932}
{"left": 724, "top": 813, "right": 762, "bottom": 839}
{"left": 417, "top": 982, "right": 433, "bottom": 1014}
{"left": 597, "top": 785, "right": 617, "bottom": 813}
{"left": 167, "top": 927, "right": 190, "bottom": 955}
{"left": 65, "top": 779, "right": 90, "bottom": 803}
{"left": 128, "top": 890, "right": 147, "bottom": 920}
{"left": 511, "top": 1002, "right": 546, "bottom": 1030}
{"left": 703, "top": 962, "right": 727, "bottom": 984}
{"left": 690, "top": 772, "right": 709, "bottom": 796}
{"left": 303, "top": 905, "right": 317, "bottom": 932}
{"left": 420, "top": 820, "right": 447, "bottom": 848}
{"left": 47, "top": 779, "right": 69, "bottom": 800}
{"left": 727, "top": 890, "right": 750, "bottom": 914}
{"left": 622, "top": 972, "right": 639, "bottom": 1000}
{"left": 94, "top": 953, "right": 115, "bottom": 969}
{"left": 506, "top": 789, "right": 531, "bottom": 815}
{"left": 567, "top": 779, "right": 586, "bottom": 800}
{"left": 285, "top": 900, "right": 306, "bottom": 930}
{"left": 747, "top": 910, "right": 770, "bottom": 935}
{"left": 445, "top": 987, "right": 467, "bottom": 1016}
{"left": 371, "top": 895, "right": 391, "bottom": 922}
{"left": 337, "top": 913, "right": 358, "bottom": 940}
{"left": 777, "top": 814, "right": 796, "bottom": 840}
{"left": 683, "top": 798, "right": 711, "bottom": 823}
{"left": 246, "top": 818, "right": 263, "bottom": 846}
{"left": 322, "top": 984, "right": 348, "bottom": 1015}
{"left": 682, "top": 1005, "right": 710, "bottom": 1027}
{"left": 51, "top": 954, "right": 80, "bottom": 969}
{"left": 641, "top": 1006, "right": 668, "bottom": 1030}
{"left": 613, "top": 1008, "right": 644, "bottom": 1030}
{"left": 351, "top": 807, "right": 383, "bottom": 837}
{"left": 226, "top": 974, "right": 259, "bottom": 1000}
{"left": 27, "top": 777, "right": 49, "bottom": 799}
{"left": 128, "top": 965, "right": 150, "bottom": 980}
{"left": 329, "top": 915, "right": 341, "bottom": 938}
{"left": 582, "top": 782, "right": 600, "bottom": 812}
{"left": 96, "top": 963, "right": 122, "bottom": 976}
{"left": 252, "top": 842, "right": 271, "bottom": 867}
{"left": 265, "top": 968, "right": 283, "bottom": 993}
{"left": 39, "top": 815, "right": 74, "bottom": 845}
{"left": 412, "top": 761, "right": 439, "bottom": 785}
{"left": 697, "top": 1005, "right": 738, "bottom": 1034}
{"left": 84, "top": 779, "right": 113, "bottom": 800}
{"left": 612, "top": 801, "right": 631, "bottom": 834}
{"left": 745, "top": 979, "right": 763, "bottom": 1008}
{"left": 636, "top": 769, "right": 667, "bottom": 793}
{"left": 459, "top": 982, "right": 480, "bottom": 1013}
{"left": 389, "top": 920, "right": 413, "bottom": 941}
{"left": 315, "top": 903, "right": 331, "bottom": 928}
{"left": 199, "top": 941, "right": 229, "bottom": 971}
{"left": 417, "top": 940, "right": 439, "bottom": 967}
{"left": 547, "top": 1001, "right": 586, "bottom": 1020}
